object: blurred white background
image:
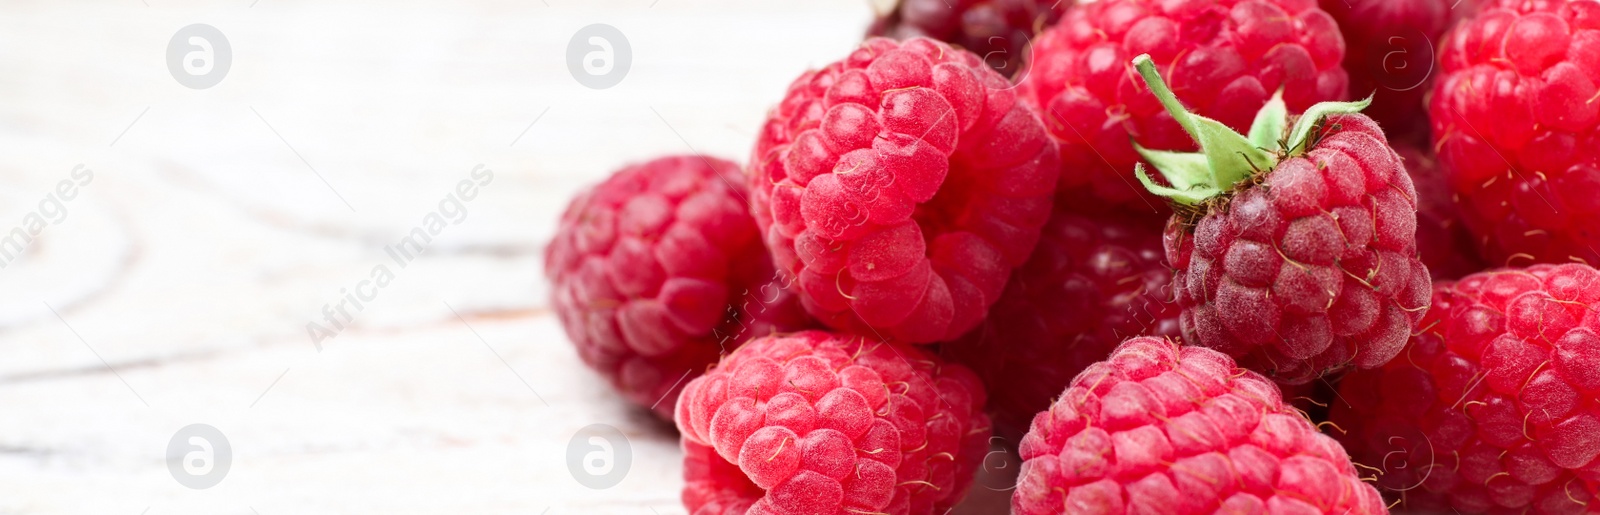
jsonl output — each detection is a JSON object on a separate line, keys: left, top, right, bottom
{"left": 0, "top": 1, "right": 897, "bottom": 513}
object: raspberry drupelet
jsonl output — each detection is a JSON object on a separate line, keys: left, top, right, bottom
{"left": 750, "top": 37, "right": 1060, "bottom": 344}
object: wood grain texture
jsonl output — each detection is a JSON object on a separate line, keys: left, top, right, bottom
{"left": 0, "top": 1, "right": 926, "bottom": 513}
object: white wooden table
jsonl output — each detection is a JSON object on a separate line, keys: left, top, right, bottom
{"left": 0, "top": 1, "right": 1036, "bottom": 513}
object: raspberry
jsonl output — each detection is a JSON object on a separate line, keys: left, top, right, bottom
{"left": 1013, "top": 337, "right": 1387, "bottom": 514}
{"left": 942, "top": 207, "right": 1180, "bottom": 435}
{"left": 1131, "top": 55, "right": 1432, "bottom": 384}
{"left": 1019, "top": 0, "right": 1348, "bottom": 214}
{"left": 1330, "top": 264, "right": 1600, "bottom": 514}
{"left": 749, "top": 37, "right": 1059, "bottom": 344}
{"left": 675, "top": 330, "right": 992, "bottom": 515}
{"left": 1319, "top": 0, "right": 1456, "bottom": 146}
{"left": 1398, "top": 144, "right": 1491, "bottom": 280}
{"left": 1430, "top": 0, "right": 1600, "bottom": 267}
{"left": 546, "top": 156, "right": 811, "bottom": 418}
{"left": 866, "top": 0, "right": 1066, "bottom": 77}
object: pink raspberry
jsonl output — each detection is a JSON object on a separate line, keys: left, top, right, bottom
{"left": 1013, "top": 337, "right": 1387, "bottom": 514}
{"left": 942, "top": 206, "right": 1180, "bottom": 435}
{"left": 1430, "top": 0, "right": 1600, "bottom": 266}
{"left": 1019, "top": 0, "right": 1349, "bottom": 214}
{"left": 545, "top": 155, "right": 811, "bottom": 418}
{"left": 1129, "top": 54, "right": 1432, "bottom": 384}
{"left": 1331, "top": 264, "right": 1600, "bottom": 514}
{"left": 750, "top": 37, "right": 1059, "bottom": 344}
{"left": 676, "top": 330, "right": 992, "bottom": 515}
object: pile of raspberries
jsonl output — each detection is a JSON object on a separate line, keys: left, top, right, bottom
{"left": 545, "top": 1, "right": 1600, "bottom": 513}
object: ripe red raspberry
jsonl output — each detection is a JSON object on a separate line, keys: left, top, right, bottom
{"left": 1013, "top": 336, "right": 1387, "bottom": 514}
{"left": 1319, "top": 0, "right": 1457, "bottom": 146}
{"left": 1398, "top": 144, "right": 1491, "bottom": 280}
{"left": 1330, "top": 264, "right": 1600, "bottom": 514}
{"left": 1131, "top": 55, "right": 1432, "bottom": 384}
{"left": 749, "top": 37, "right": 1059, "bottom": 344}
{"left": 866, "top": 0, "right": 1067, "bottom": 77}
{"left": 1430, "top": 0, "right": 1600, "bottom": 267}
{"left": 675, "top": 330, "right": 992, "bottom": 515}
{"left": 942, "top": 207, "right": 1180, "bottom": 435}
{"left": 546, "top": 156, "right": 811, "bottom": 418}
{"left": 1019, "top": 0, "right": 1348, "bottom": 214}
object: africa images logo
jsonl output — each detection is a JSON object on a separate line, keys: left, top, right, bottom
{"left": 167, "top": 24, "right": 231, "bottom": 90}
{"left": 566, "top": 24, "right": 630, "bottom": 90}
{"left": 566, "top": 423, "right": 631, "bottom": 489}
{"left": 166, "top": 424, "right": 231, "bottom": 489}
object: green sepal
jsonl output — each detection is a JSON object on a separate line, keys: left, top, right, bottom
{"left": 1249, "top": 88, "right": 1288, "bottom": 152}
{"left": 1135, "top": 164, "right": 1222, "bottom": 205}
{"left": 1130, "top": 54, "right": 1373, "bottom": 207}
{"left": 1131, "top": 54, "right": 1277, "bottom": 205}
{"left": 1187, "top": 113, "right": 1276, "bottom": 191}
{"left": 1133, "top": 142, "right": 1211, "bottom": 191}
{"left": 1286, "top": 95, "right": 1374, "bottom": 156}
